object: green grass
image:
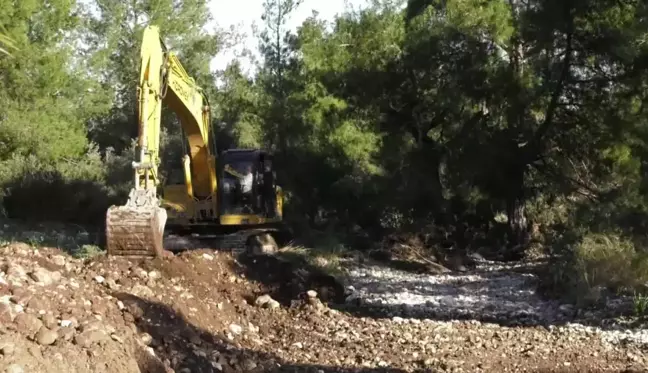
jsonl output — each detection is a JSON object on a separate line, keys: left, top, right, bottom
{"left": 633, "top": 291, "right": 648, "bottom": 317}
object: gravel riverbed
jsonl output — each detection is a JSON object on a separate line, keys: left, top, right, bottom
{"left": 341, "top": 258, "right": 648, "bottom": 351}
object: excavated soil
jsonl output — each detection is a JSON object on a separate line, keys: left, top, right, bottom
{"left": 0, "top": 242, "right": 646, "bottom": 373}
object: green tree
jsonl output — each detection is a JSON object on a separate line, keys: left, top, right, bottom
{"left": 0, "top": 0, "right": 112, "bottom": 222}
{"left": 83, "top": 0, "right": 223, "bottom": 185}
{"left": 83, "top": 0, "right": 221, "bottom": 145}
{"left": 400, "top": 0, "right": 648, "bottom": 249}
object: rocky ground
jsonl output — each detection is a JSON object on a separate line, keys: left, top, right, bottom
{"left": 0, "top": 241, "right": 646, "bottom": 373}
{"left": 341, "top": 257, "right": 648, "bottom": 349}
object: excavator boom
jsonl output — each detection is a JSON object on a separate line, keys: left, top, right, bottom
{"left": 105, "top": 25, "right": 216, "bottom": 257}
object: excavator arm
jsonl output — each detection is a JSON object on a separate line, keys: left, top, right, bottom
{"left": 105, "top": 25, "right": 217, "bottom": 257}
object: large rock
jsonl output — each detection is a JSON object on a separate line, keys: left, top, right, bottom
{"left": 13, "top": 313, "right": 43, "bottom": 338}
{"left": 29, "top": 267, "right": 61, "bottom": 286}
{"left": 50, "top": 255, "right": 66, "bottom": 267}
{"left": 254, "top": 295, "right": 280, "bottom": 309}
{"left": 36, "top": 328, "right": 58, "bottom": 345}
{"left": 0, "top": 341, "right": 15, "bottom": 356}
{"left": 0, "top": 302, "right": 19, "bottom": 324}
{"left": 74, "top": 330, "right": 108, "bottom": 348}
{"left": 130, "top": 284, "right": 154, "bottom": 298}
{"left": 10, "top": 288, "right": 34, "bottom": 306}
{"left": 5, "top": 262, "right": 28, "bottom": 283}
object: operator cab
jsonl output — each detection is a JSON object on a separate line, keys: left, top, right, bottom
{"left": 217, "top": 149, "right": 278, "bottom": 218}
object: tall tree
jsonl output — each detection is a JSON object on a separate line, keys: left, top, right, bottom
{"left": 403, "top": 0, "right": 648, "bottom": 248}
{"left": 84, "top": 0, "right": 222, "bottom": 157}
{"left": 0, "top": 0, "right": 108, "bottom": 166}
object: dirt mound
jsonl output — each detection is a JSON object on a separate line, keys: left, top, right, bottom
{"left": 0, "top": 243, "right": 350, "bottom": 373}
{"left": 0, "top": 242, "right": 646, "bottom": 373}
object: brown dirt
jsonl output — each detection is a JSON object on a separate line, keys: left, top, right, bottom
{"left": 0, "top": 242, "right": 646, "bottom": 373}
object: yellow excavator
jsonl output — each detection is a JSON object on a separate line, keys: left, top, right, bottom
{"left": 105, "top": 25, "right": 287, "bottom": 258}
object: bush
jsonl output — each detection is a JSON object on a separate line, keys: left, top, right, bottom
{"left": 0, "top": 150, "right": 120, "bottom": 225}
{"left": 541, "top": 229, "right": 648, "bottom": 306}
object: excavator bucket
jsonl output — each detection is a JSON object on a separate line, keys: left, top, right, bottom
{"left": 105, "top": 189, "right": 168, "bottom": 258}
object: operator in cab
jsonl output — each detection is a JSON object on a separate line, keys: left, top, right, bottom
{"left": 241, "top": 164, "right": 253, "bottom": 195}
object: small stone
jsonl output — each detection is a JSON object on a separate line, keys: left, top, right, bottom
{"left": 202, "top": 253, "right": 214, "bottom": 260}
{"left": 51, "top": 255, "right": 66, "bottom": 267}
{"left": 80, "top": 320, "right": 105, "bottom": 333}
{"left": 60, "top": 319, "right": 73, "bottom": 328}
{"left": 148, "top": 271, "right": 161, "bottom": 280}
{"left": 254, "top": 294, "right": 280, "bottom": 309}
{"left": 0, "top": 342, "right": 15, "bottom": 356}
{"left": 229, "top": 324, "right": 243, "bottom": 335}
{"left": 133, "top": 268, "right": 148, "bottom": 279}
{"left": 105, "top": 279, "right": 119, "bottom": 290}
{"left": 94, "top": 276, "right": 105, "bottom": 284}
{"left": 254, "top": 295, "right": 271, "bottom": 306}
{"left": 193, "top": 349, "right": 206, "bottom": 358}
{"left": 140, "top": 332, "right": 153, "bottom": 345}
{"left": 5, "top": 364, "right": 23, "bottom": 373}
{"left": 111, "top": 334, "right": 124, "bottom": 343}
{"left": 74, "top": 330, "right": 108, "bottom": 348}
{"left": 130, "top": 284, "right": 154, "bottom": 298}
{"left": 306, "top": 290, "right": 317, "bottom": 298}
{"left": 242, "top": 359, "right": 257, "bottom": 371}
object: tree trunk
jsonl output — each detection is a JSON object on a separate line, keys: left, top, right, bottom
{"left": 506, "top": 195, "right": 528, "bottom": 246}
{"left": 506, "top": 165, "right": 529, "bottom": 249}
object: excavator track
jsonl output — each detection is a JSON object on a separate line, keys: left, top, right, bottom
{"left": 105, "top": 189, "right": 169, "bottom": 258}
{"left": 163, "top": 228, "right": 286, "bottom": 255}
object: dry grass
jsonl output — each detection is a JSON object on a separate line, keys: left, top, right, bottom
{"left": 544, "top": 232, "right": 648, "bottom": 314}
{"left": 274, "top": 238, "right": 356, "bottom": 281}
{"left": 574, "top": 234, "right": 648, "bottom": 294}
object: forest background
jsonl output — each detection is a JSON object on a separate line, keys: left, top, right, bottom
{"left": 1, "top": 0, "right": 648, "bottom": 305}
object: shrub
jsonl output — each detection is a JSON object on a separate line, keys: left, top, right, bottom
{"left": 0, "top": 149, "right": 119, "bottom": 225}
{"left": 542, "top": 229, "right": 648, "bottom": 306}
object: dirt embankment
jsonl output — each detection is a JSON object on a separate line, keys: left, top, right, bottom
{"left": 0, "top": 242, "right": 646, "bottom": 373}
